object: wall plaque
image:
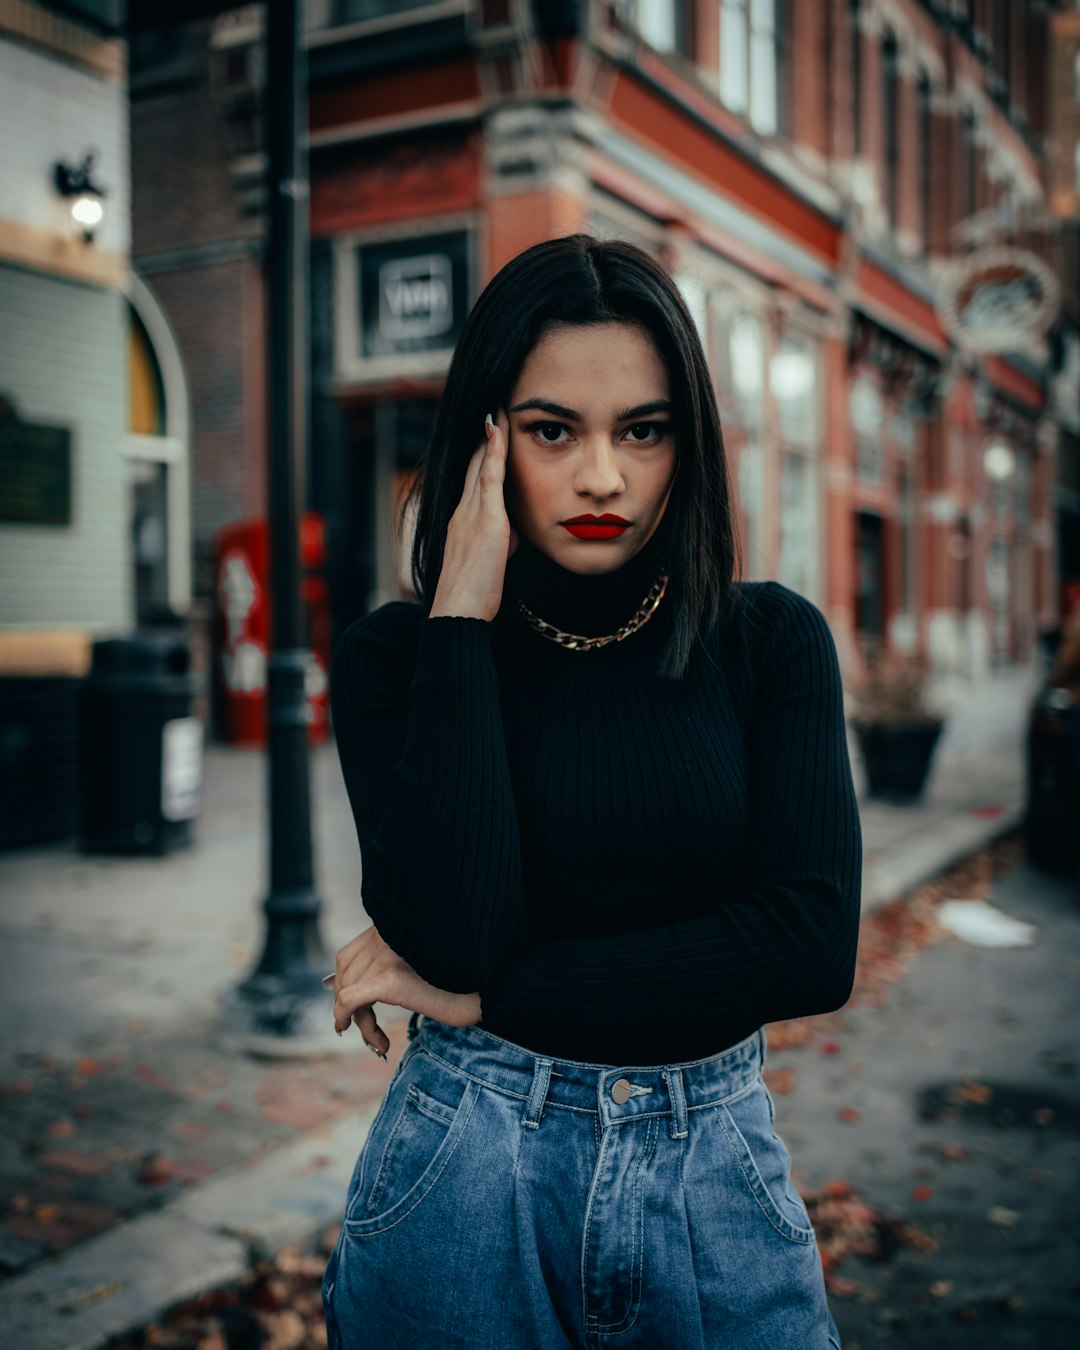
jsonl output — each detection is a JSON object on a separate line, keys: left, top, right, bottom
{"left": 936, "top": 248, "right": 1059, "bottom": 355}
{"left": 0, "top": 398, "right": 73, "bottom": 527}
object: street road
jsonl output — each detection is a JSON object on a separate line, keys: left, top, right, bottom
{"left": 768, "top": 848, "right": 1079, "bottom": 1348}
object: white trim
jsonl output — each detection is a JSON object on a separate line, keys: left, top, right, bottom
{"left": 123, "top": 434, "right": 184, "bottom": 464}
{"left": 307, "top": 101, "right": 481, "bottom": 150}
{"left": 126, "top": 272, "right": 193, "bottom": 615}
{"left": 307, "top": 0, "right": 471, "bottom": 49}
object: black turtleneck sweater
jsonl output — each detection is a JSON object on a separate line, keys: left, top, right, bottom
{"left": 330, "top": 530, "right": 862, "bottom": 1065}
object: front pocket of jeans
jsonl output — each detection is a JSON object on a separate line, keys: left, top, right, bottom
{"left": 344, "top": 1077, "right": 480, "bottom": 1237}
{"left": 716, "top": 1088, "right": 816, "bottom": 1245}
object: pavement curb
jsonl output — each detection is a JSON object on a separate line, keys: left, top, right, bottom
{"left": 0, "top": 1103, "right": 379, "bottom": 1350}
{"left": 860, "top": 805, "right": 1024, "bottom": 914}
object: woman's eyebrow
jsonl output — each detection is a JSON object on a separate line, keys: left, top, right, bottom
{"left": 508, "top": 398, "right": 673, "bottom": 420}
{"left": 509, "top": 398, "right": 580, "bottom": 419}
{"left": 616, "top": 400, "right": 673, "bottom": 420}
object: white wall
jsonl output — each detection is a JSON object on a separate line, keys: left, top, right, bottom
{"left": 0, "top": 30, "right": 131, "bottom": 632}
{"left": 0, "top": 265, "right": 131, "bottom": 631}
{"left": 0, "top": 34, "right": 129, "bottom": 257}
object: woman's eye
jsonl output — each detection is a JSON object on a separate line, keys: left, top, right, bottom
{"left": 527, "top": 422, "right": 570, "bottom": 445}
{"left": 624, "top": 422, "right": 666, "bottom": 445}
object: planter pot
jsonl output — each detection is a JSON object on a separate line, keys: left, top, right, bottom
{"left": 853, "top": 718, "right": 946, "bottom": 802}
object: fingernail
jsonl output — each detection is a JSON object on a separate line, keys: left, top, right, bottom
{"left": 378, "top": 1051, "right": 388, "bottom": 1062}
{"left": 335, "top": 1027, "right": 343, "bottom": 1038}
{"left": 484, "top": 412, "right": 494, "bottom": 438}
{"left": 368, "top": 1043, "right": 379, "bottom": 1055}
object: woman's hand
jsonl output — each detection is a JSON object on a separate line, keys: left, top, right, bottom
{"left": 330, "top": 926, "right": 482, "bottom": 1056}
{"left": 429, "top": 410, "right": 519, "bottom": 622}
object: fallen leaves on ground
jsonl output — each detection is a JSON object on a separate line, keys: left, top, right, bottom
{"left": 110, "top": 1234, "right": 338, "bottom": 1349}
{"left": 762, "top": 1067, "right": 797, "bottom": 1095}
{"left": 805, "top": 1176, "right": 939, "bottom": 1297}
{"left": 767, "top": 833, "right": 1024, "bottom": 1056}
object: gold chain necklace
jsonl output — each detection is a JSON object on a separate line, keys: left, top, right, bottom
{"left": 513, "top": 569, "right": 669, "bottom": 652}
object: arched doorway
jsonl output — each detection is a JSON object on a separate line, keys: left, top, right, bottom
{"left": 124, "top": 272, "right": 192, "bottom": 621}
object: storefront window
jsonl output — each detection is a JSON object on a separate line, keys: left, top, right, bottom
{"left": 718, "top": 306, "right": 767, "bottom": 580}
{"left": 774, "top": 333, "right": 821, "bottom": 601}
{"left": 730, "top": 310, "right": 765, "bottom": 429}
{"left": 778, "top": 450, "right": 818, "bottom": 599}
{"left": 674, "top": 272, "right": 709, "bottom": 345}
{"left": 772, "top": 334, "right": 817, "bottom": 445}
{"left": 851, "top": 375, "right": 884, "bottom": 485}
{"left": 898, "top": 463, "right": 916, "bottom": 620}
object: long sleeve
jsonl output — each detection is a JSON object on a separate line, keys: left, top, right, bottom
{"left": 477, "top": 584, "right": 862, "bottom": 1051}
{"left": 330, "top": 604, "right": 525, "bottom": 991}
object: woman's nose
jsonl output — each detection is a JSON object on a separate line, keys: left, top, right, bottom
{"left": 573, "top": 438, "right": 625, "bottom": 500}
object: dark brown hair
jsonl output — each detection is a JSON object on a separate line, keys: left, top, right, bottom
{"left": 404, "top": 234, "right": 742, "bottom": 678}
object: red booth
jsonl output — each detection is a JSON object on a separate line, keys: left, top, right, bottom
{"left": 213, "top": 514, "right": 331, "bottom": 747}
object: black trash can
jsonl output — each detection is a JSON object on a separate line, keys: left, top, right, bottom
{"left": 0, "top": 676, "right": 81, "bottom": 850}
{"left": 80, "top": 631, "right": 203, "bottom": 855}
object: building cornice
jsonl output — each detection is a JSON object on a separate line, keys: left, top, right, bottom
{"left": 0, "top": 0, "right": 124, "bottom": 82}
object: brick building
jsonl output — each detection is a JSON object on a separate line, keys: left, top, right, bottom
{"left": 129, "top": 0, "right": 1076, "bottom": 695}
{"left": 1045, "top": 1, "right": 1080, "bottom": 612}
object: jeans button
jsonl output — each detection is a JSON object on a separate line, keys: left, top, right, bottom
{"left": 610, "top": 1078, "right": 631, "bottom": 1105}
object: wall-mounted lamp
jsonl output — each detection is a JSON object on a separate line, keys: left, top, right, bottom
{"left": 983, "top": 437, "right": 1016, "bottom": 482}
{"left": 53, "top": 153, "right": 107, "bottom": 243}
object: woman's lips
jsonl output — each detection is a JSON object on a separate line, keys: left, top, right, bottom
{"left": 560, "top": 515, "right": 631, "bottom": 541}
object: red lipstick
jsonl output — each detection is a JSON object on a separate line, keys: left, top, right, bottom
{"left": 560, "top": 514, "right": 631, "bottom": 540}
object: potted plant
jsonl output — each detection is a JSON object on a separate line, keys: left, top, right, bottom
{"left": 848, "top": 644, "right": 947, "bottom": 802}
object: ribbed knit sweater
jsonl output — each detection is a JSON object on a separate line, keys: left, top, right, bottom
{"left": 330, "top": 529, "right": 863, "bottom": 1065}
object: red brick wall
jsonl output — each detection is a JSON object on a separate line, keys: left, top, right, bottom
{"left": 486, "top": 188, "right": 588, "bottom": 279}
{"left": 310, "top": 129, "right": 482, "bottom": 239}
{"left": 130, "top": 22, "right": 263, "bottom": 257}
{"left": 142, "top": 255, "right": 265, "bottom": 596}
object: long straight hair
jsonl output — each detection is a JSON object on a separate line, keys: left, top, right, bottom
{"left": 404, "top": 234, "right": 742, "bottom": 679}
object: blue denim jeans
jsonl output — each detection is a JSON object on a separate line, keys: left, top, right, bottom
{"left": 323, "top": 1016, "right": 841, "bottom": 1349}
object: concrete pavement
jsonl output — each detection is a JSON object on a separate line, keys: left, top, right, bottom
{"left": 0, "top": 657, "right": 1054, "bottom": 1348}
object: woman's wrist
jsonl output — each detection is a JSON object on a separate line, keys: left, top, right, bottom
{"left": 429, "top": 586, "right": 496, "bottom": 621}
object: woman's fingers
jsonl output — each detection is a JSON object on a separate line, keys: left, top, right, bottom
{"left": 480, "top": 411, "right": 508, "bottom": 488}
{"left": 354, "top": 1005, "right": 390, "bottom": 1057}
{"left": 461, "top": 441, "right": 486, "bottom": 503}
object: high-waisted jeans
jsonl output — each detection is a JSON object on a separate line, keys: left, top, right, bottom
{"left": 323, "top": 1016, "right": 842, "bottom": 1349}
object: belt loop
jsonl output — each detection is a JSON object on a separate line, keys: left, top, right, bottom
{"left": 664, "top": 1068, "right": 688, "bottom": 1140}
{"left": 407, "top": 1011, "right": 422, "bottom": 1042}
{"left": 521, "top": 1058, "right": 553, "bottom": 1130}
{"left": 757, "top": 1025, "right": 767, "bottom": 1073}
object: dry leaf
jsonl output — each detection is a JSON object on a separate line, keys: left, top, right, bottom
{"left": 763, "top": 1067, "right": 797, "bottom": 1095}
{"left": 953, "top": 1079, "right": 993, "bottom": 1106}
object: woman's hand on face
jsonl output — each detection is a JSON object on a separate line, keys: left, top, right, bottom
{"left": 429, "top": 409, "right": 519, "bottom": 622}
{"left": 330, "top": 926, "right": 482, "bottom": 1056}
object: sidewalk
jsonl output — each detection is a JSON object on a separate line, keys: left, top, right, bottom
{"left": 0, "top": 662, "right": 1043, "bottom": 1349}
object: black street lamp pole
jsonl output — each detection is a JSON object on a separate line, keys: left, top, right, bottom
{"left": 230, "top": 0, "right": 329, "bottom": 1047}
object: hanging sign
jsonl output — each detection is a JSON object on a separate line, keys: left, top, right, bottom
{"left": 359, "top": 231, "right": 469, "bottom": 360}
{"left": 936, "top": 247, "right": 1059, "bottom": 354}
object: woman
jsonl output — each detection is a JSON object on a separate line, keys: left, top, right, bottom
{"left": 323, "top": 235, "right": 860, "bottom": 1349}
